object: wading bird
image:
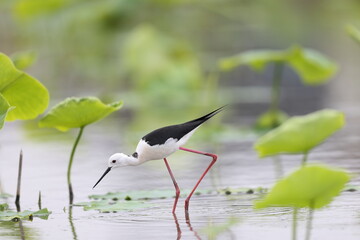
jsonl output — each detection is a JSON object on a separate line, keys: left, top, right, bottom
{"left": 93, "top": 106, "right": 225, "bottom": 213}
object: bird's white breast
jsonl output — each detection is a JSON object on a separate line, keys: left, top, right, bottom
{"left": 135, "top": 127, "right": 198, "bottom": 163}
{"left": 136, "top": 138, "right": 179, "bottom": 162}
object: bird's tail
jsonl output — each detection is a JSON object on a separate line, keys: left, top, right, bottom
{"left": 187, "top": 105, "right": 227, "bottom": 124}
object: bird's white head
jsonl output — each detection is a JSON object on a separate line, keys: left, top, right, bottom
{"left": 93, "top": 152, "right": 139, "bottom": 189}
{"left": 108, "top": 153, "right": 134, "bottom": 168}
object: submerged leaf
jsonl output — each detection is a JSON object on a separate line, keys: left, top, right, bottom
{"left": 0, "top": 203, "right": 8, "bottom": 211}
{"left": 0, "top": 53, "right": 49, "bottom": 121}
{"left": 39, "top": 97, "right": 123, "bottom": 131}
{"left": 0, "top": 208, "right": 51, "bottom": 221}
{"left": 254, "top": 109, "right": 345, "bottom": 157}
{"left": 200, "top": 217, "right": 240, "bottom": 240}
{"left": 75, "top": 200, "right": 151, "bottom": 212}
{"left": 0, "top": 194, "right": 12, "bottom": 199}
{"left": 255, "top": 165, "right": 350, "bottom": 209}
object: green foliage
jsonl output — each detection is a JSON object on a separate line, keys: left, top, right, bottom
{"left": 39, "top": 96, "right": 123, "bottom": 204}
{"left": 346, "top": 25, "right": 360, "bottom": 45}
{"left": 0, "top": 52, "right": 49, "bottom": 121}
{"left": 287, "top": 47, "right": 337, "bottom": 85}
{"left": 219, "top": 45, "right": 337, "bottom": 85}
{"left": 75, "top": 200, "right": 151, "bottom": 212}
{"left": 14, "top": 0, "right": 72, "bottom": 20}
{"left": 200, "top": 217, "right": 240, "bottom": 240}
{"left": 0, "top": 95, "right": 13, "bottom": 129}
{"left": 0, "top": 193, "right": 12, "bottom": 199}
{"left": 11, "top": 50, "right": 37, "bottom": 70}
{"left": 0, "top": 204, "right": 51, "bottom": 221}
{"left": 254, "top": 109, "right": 345, "bottom": 157}
{"left": 0, "top": 203, "right": 8, "bottom": 211}
{"left": 219, "top": 49, "right": 287, "bottom": 71}
{"left": 255, "top": 109, "right": 288, "bottom": 129}
{"left": 39, "top": 97, "right": 123, "bottom": 131}
{"left": 122, "top": 25, "right": 203, "bottom": 109}
{"left": 255, "top": 165, "right": 350, "bottom": 209}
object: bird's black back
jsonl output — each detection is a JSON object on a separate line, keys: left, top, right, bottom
{"left": 142, "top": 106, "right": 226, "bottom": 146}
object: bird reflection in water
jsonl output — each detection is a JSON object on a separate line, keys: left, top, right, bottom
{"left": 172, "top": 212, "right": 201, "bottom": 240}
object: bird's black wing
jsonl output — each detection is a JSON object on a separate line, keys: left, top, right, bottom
{"left": 142, "top": 105, "right": 226, "bottom": 146}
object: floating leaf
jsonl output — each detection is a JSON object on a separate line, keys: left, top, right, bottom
{"left": 255, "top": 109, "right": 288, "bottom": 130}
{"left": 11, "top": 51, "right": 37, "bottom": 70}
{"left": 0, "top": 53, "right": 49, "bottom": 121}
{"left": 0, "top": 208, "right": 51, "bottom": 221}
{"left": 219, "top": 46, "right": 337, "bottom": 85}
{"left": 346, "top": 25, "right": 360, "bottom": 45}
{"left": 89, "top": 189, "right": 213, "bottom": 201}
{"left": 39, "top": 97, "right": 123, "bottom": 131}
{"left": 75, "top": 200, "right": 151, "bottom": 212}
{"left": 254, "top": 109, "right": 345, "bottom": 157}
{"left": 89, "top": 188, "right": 264, "bottom": 203}
{"left": 255, "top": 165, "right": 350, "bottom": 209}
{"left": 200, "top": 217, "right": 240, "bottom": 240}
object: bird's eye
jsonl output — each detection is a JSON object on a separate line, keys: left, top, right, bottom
{"left": 112, "top": 160, "right": 116, "bottom": 163}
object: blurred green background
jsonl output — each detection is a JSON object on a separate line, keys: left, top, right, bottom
{"left": 2, "top": 0, "right": 360, "bottom": 135}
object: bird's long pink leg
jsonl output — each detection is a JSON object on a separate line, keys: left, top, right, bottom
{"left": 164, "top": 158, "right": 181, "bottom": 213}
{"left": 179, "top": 147, "right": 218, "bottom": 215}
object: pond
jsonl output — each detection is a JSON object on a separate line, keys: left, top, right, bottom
{"left": 0, "top": 103, "right": 359, "bottom": 240}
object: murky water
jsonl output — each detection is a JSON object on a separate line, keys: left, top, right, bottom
{"left": 0, "top": 103, "right": 359, "bottom": 240}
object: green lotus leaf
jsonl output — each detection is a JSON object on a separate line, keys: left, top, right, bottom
{"left": 255, "top": 165, "right": 350, "bottom": 209}
{"left": 254, "top": 109, "right": 345, "bottom": 157}
{"left": 0, "top": 53, "right": 49, "bottom": 121}
{"left": 219, "top": 49, "right": 288, "bottom": 71}
{"left": 218, "top": 46, "right": 337, "bottom": 85}
{"left": 287, "top": 46, "right": 338, "bottom": 85}
{"left": 0, "top": 94, "right": 13, "bottom": 129}
{"left": 39, "top": 97, "right": 123, "bottom": 131}
{"left": 0, "top": 208, "right": 51, "bottom": 221}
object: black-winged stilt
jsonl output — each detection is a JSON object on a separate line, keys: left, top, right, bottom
{"left": 93, "top": 106, "right": 225, "bottom": 213}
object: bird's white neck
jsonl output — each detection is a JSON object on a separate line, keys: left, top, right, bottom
{"left": 122, "top": 155, "right": 141, "bottom": 166}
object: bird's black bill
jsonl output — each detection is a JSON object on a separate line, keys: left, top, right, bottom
{"left": 93, "top": 167, "right": 112, "bottom": 189}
